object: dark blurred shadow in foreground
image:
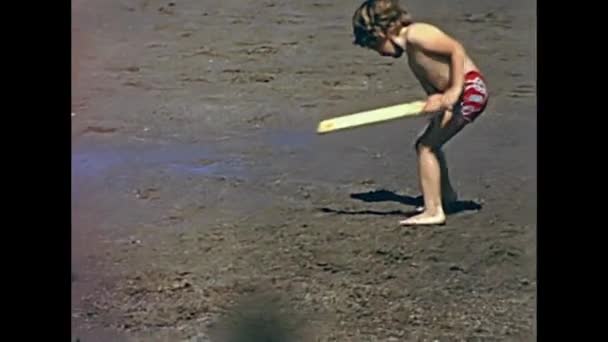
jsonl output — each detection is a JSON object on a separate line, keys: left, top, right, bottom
{"left": 210, "top": 292, "right": 309, "bottom": 342}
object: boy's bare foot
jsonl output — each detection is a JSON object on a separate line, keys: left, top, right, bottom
{"left": 399, "top": 210, "right": 446, "bottom": 226}
{"left": 415, "top": 191, "right": 458, "bottom": 213}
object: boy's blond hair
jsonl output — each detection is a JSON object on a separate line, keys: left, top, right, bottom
{"left": 352, "top": 0, "right": 413, "bottom": 47}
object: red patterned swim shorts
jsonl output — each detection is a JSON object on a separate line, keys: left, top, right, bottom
{"left": 459, "top": 71, "right": 489, "bottom": 122}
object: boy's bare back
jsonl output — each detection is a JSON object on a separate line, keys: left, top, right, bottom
{"left": 403, "top": 23, "right": 480, "bottom": 96}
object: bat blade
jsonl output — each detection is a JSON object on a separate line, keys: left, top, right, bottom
{"left": 317, "top": 101, "right": 426, "bottom": 134}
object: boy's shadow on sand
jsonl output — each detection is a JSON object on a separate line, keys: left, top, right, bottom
{"left": 319, "top": 189, "right": 482, "bottom": 216}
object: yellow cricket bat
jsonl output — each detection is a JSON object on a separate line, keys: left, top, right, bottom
{"left": 317, "top": 100, "right": 426, "bottom": 134}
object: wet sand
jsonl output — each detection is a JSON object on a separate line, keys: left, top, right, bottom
{"left": 72, "top": 0, "right": 536, "bottom": 340}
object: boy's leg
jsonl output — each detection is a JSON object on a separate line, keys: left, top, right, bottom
{"left": 415, "top": 149, "right": 458, "bottom": 212}
{"left": 437, "top": 149, "right": 458, "bottom": 203}
{"left": 400, "top": 110, "right": 468, "bottom": 225}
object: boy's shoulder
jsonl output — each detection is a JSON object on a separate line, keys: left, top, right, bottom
{"left": 406, "top": 22, "right": 445, "bottom": 39}
{"left": 405, "top": 22, "right": 458, "bottom": 46}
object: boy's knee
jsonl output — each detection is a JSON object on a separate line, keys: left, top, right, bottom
{"left": 415, "top": 139, "right": 436, "bottom": 154}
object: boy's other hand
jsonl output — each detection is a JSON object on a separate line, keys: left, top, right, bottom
{"left": 440, "top": 87, "right": 462, "bottom": 110}
{"left": 423, "top": 94, "right": 443, "bottom": 112}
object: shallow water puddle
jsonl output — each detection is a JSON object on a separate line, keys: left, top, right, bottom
{"left": 167, "top": 157, "right": 247, "bottom": 179}
{"left": 265, "top": 128, "right": 316, "bottom": 150}
{"left": 72, "top": 143, "right": 246, "bottom": 178}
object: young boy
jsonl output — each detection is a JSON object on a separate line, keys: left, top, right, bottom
{"left": 352, "top": 0, "right": 489, "bottom": 226}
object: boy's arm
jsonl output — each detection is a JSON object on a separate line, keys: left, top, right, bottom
{"left": 407, "top": 24, "right": 466, "bottom": 107}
